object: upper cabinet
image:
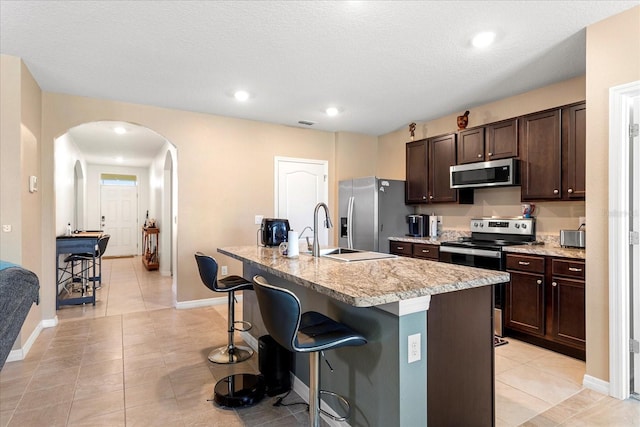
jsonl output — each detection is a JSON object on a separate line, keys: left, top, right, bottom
{"left": 562, "top": 103, "right": 586, "bottom": 199}
{"left": 406, "top": 134, "right": 473, "bottom": 204}
{"left": 457, "top": 119, "right": 518, "bottom": 164}
{"left": 428, "top": 133, "right": 458, "bottom": 203}
{"left": 520, "top": 103, "right": 585, "bottom": 201}
{"left": 406, "top": 139, "right": 429, "bottom": 203}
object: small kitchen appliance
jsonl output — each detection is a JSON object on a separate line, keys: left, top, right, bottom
{"left": 260, "top": 218, "right": 290, "bottom": 247}
{"left": 407, "top": 214, "right": 429, "bottom": 237}
{"left": 440, "top": 217, "right": 536, "bottom": 337}
{"left": 560, "top": 230, "right": 586, "bottom": 248}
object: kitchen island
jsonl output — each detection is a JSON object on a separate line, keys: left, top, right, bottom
{"left": 219, "top": 245, "right": 510, "bottom": 426}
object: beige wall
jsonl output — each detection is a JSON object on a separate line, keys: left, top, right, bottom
{"left": 38, "top": 93, "right": 358, "bottom": 309}
{"left": 0, "top": 56, "right": 43, "bottom": 351}
{"left": 585, "top": 5, "right": 640, "bottom": 382}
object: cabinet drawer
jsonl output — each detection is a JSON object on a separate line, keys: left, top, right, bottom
{"left": 413, "top": 243, "right": 439, "bottom": 260}
{"left": 506, "top": 254, "right": 545, "bottom": 273}
{"left": 552, "top": 259, "right": 585, "bottom": 280}
{"left": 389, "top": 241, "right": 413, "bottom": 256}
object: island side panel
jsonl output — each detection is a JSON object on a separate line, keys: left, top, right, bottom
{"left": 244, "top": 263, "right": 428, "bottom": 426}
{"left": 427, "top": 285, "right": 495, "bottom": 427}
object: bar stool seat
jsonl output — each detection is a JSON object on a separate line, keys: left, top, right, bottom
{"left": 195, "top": 252, "right": 254, "bottom": 364}
{"left": 252, "top": 275, "right": 367, "bottom": 426}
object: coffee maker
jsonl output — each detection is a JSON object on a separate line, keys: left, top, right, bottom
{"left": 407, "top": 214, "right": 429, "bottom": 237}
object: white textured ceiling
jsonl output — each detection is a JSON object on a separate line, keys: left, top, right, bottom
{"left": 1, "top": 1, "right": 638, "bottom": 165}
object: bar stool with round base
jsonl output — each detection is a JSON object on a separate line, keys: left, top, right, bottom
{"left": 252, "top": 275, "right": 367, "bottom": 427}
{"left": 195, "top": 252, "right": 254, "bottom": 364}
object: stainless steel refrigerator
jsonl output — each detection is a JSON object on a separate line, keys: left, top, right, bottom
{"left": 338, "top": 177, "right": 414, "bottom": 253}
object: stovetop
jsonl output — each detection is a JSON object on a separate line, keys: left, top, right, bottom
{"left": 440, "top": 217, "right": 536, "bottom": 251}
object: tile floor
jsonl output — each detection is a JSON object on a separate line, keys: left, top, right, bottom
{"left": 1, "top": 256, "right": 639, "bottom": 426}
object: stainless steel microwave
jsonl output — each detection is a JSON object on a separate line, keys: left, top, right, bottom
{"left": 450, "top": 158, "right": 520, "bottom": 189}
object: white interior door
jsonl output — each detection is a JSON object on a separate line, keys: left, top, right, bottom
{"left": 100, "top": 185, "right": 138, "bottom": 257}
{"left": 275, "top": 157, "right": 329, "bottom": 250}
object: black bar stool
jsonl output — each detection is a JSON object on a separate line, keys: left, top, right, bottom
{"left": 61, "top": 234, "right": 110, "bottom": 299}
{"left": 252, "top": 275, "right": 367, "bottom": 427}
{"left": 194, "top": 252, "right": 254, "bottom": 364}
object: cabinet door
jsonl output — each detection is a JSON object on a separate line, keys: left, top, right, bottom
{"left": 562, "top": 103, "right": 586, "bottom": 200}
{"left": 520, "top": 109, "right": 562, "bottom": 200}
{"left": 551, "top": 277, "right": 585, "bottom": 348}
{"left": 457, "top": 127, "right": 485, "bottom": 164}
{"left": 506, "top": 271, "right": 545, "bottom": 336}
{"left": 486, "top": 118, "right": 518, "bottom": 160}
{"left": 406, "top": 140, "right": 428, "bottom": 204}
{"left": 389, "top": 240, "right": 413, "bottom": 257}
{"left": 428, "top": 133, "right": 457, "bottom": 203}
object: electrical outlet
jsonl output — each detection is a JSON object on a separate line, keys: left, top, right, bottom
{"left": 221, "top": 266, "right": 228, "bottom": 275}
{"left": 255, "top": 215, "right": 264, "bottom": 225}
{"left": 2, "top": 225, "right": 11, "bottom": 232}
{"left": 408, "top": 333, "right": 421, "bottom": 363}
{"left": 579, "top": 216, "right": 586, "bottom": 228}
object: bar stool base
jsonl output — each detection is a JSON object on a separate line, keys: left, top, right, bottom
{"left": 208, "top": 345, "right": 254, "bottom": 364}
{"left": 213, "top": 374, "right": 265, "bottom": 407}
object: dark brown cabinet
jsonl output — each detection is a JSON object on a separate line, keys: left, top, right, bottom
{"left": 457, "top": 127, "right": 485, "bottom": 164}
{"left": 520, "top": 103, "right": 585, "bottom": 201}
{"left": 428, "top": 133, "right": 458, "bottom": 203}
{"left": 562, "top": 103, "right": 586, "bottom": 199}
{"left": 505, "top": 253, "right": 585, "bottom": 359}
{"left": 406, "top": 134, "right": 472, "bottom": 204}
{"left": 520, "top": 109, "right": 562, "bottom": 200}
{"left": 405, "top": 139, "right": 428, "bottom": 203}
{"left": 457, "top": 118, "right": 518, "bottom": 164}
{"left": 505, "top": 254, "right": 545, "bottom": 336}
{"left": 551, "top": 259, "right": 585, "bottom": 348}
{"left": 389, "top": 240, "right": 440, "bottom": 260}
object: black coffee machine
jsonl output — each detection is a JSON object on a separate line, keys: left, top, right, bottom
{"left": 407, "top": 214, "right": 429, "bottom": 237}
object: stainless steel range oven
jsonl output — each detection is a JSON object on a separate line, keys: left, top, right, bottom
{"left": 439, "top": 218, "right": 536, "bottom": 336}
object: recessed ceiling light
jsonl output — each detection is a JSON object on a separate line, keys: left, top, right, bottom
{"left": 326, "top": 107, "right": 339, "bottom": 116}
{"left": 114, "top": 126, "right": 126, "bottom": 134}
{"left": 234, "top": 90, "right": 250, "bottom": 102}
{"left": 472, "top": 31, "right": 496, "bottom": 48}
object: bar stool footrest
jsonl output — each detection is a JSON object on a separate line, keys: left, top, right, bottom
{"left": 319, "top": 389, "right": 351, "bottom": 422}
{"left": 233, "top": 320, "right": 252, "bottom": 332}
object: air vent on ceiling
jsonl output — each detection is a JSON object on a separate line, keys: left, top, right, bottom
{"left": 298, "top": 120, "right": 316, "bottom": 126}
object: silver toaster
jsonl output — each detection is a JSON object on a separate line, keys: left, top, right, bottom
{"left": 560, "top": 230, "right": 586, "bottom": 248}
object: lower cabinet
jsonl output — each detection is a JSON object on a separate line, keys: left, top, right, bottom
{"left": 389, "top": 240, "right": 440, "bottom": 260}
{"left": 505, "top": 253, "right": 585, "bottom": 359}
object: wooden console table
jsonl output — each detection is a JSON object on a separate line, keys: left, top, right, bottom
{"left": 142, "top": 227, "right": 159, "bottom": 270}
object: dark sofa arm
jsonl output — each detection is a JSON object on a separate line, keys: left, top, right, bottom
{"left": 0, "top": 266, "right": 40, "bottom": 369}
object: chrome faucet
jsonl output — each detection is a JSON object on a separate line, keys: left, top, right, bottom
{"left": 299, "top": 226, "right": 314, "bottom": 252}
{"left": 312, "top": 203, "right": 333, "bottom": 257}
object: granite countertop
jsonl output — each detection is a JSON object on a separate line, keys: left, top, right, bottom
{"left": 218, "top": 245, "right": 509, "bottom": 308}
{"left": 388, "top": 230, "right": 469, "bottom": 245}
{"left": 502, "top": 244, "right": 585, "bottom": 259}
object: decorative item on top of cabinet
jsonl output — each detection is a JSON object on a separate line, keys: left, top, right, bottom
{"left": 457, "top": 111, "right": 470, "bottom": 130}
{"left": 520, "top": 102, "right": 585, "bottom": 201}
{"left": 142, "top": 226, "right": 159, "bottom": 270}
{"left": 409, "top": 122, "right": 416, "bottom": 141}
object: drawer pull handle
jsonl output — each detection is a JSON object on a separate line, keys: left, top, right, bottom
{"left": 397, "top": 247, "right": 404, "bottom": 250}
{"left": 422, "top": 249, "right": 429, "bottom": 253}
{"left": 568, "top": 267, "right": 582, "bottom": 272}
{"left": 518, "top": 261, "right": 530, "bottom": 265}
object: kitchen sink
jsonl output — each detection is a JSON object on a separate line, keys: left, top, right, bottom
{"left": 320, "top": 247, "right": 397, "bottom": 262}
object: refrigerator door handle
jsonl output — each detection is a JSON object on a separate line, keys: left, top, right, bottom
{"left": 347, "top": 196, "right": 354, "bottom": 249}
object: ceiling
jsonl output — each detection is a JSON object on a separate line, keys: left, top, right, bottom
{"left": 1, "top": 1, "right": 638, "bottom": 166}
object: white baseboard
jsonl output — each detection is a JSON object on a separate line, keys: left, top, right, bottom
{"left": 583, "top": 374, "right": 610, "bottom": 395}
{"left": 241, "top": 330, "right": 259, "bottom": 351}
{"left": 175, "top": 295, "right": 233, "bottom": 310}
{"left": 5, "top": 318, "right": 49, "bottom": 363}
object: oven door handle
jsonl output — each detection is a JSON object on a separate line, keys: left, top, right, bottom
{"left": 439, "top": 246, "right": 502, "bottom": 258}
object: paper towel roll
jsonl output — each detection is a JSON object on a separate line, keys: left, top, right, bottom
{"left": 287, "top": 230, "right": 299, "bottom": 257}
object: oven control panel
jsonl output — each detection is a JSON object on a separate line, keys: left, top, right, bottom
{"left": 470, "top": 218, "right": 535, "bottom": 236}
